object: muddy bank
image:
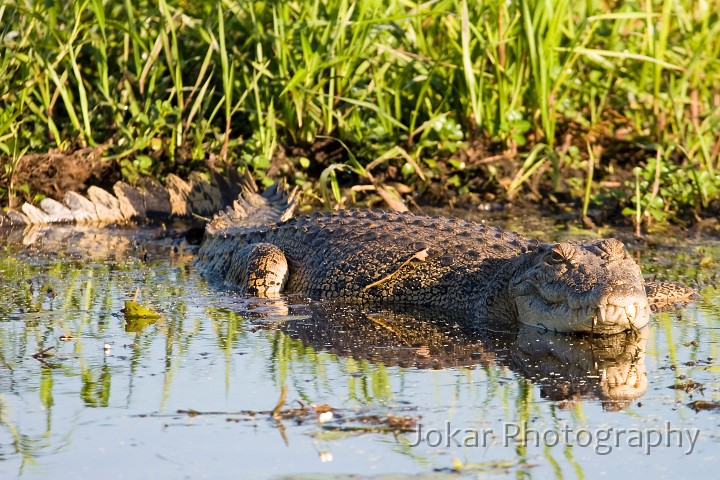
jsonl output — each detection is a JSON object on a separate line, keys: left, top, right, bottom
{"left": 4, "top": 139, "right": 720, "bottom": 234}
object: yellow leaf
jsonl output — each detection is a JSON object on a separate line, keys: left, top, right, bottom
{"left": 123, "top": 301, "right": 161, "bottom": 333}
{"left": 123, "top": 300, "right": 161, "bottom": 318}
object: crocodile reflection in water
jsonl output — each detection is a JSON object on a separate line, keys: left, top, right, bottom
{"left": 255, "top": 301, "right": 648, "bottom": 411}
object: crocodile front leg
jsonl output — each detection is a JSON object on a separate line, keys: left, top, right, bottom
{"left": 225, "top": 243, "right": 289, "bottom": 297}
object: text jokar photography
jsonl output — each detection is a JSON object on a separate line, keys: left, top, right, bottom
{"left": 408, "top": 421, "right": 700, "bottom": 455}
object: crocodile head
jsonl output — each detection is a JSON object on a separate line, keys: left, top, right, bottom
{"left": 508, "top": 239, "right": 650, "bottom": 334}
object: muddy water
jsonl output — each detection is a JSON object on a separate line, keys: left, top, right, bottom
{"left": 0, "top": 214, "right": 718, "bottom": 479}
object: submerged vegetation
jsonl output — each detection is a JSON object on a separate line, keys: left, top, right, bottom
{"left": 0, "top": 0, "right": 719, "bottom": 225}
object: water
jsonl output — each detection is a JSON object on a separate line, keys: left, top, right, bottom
{"left": 0, "top": 216, "right": 718, "bottom": 479}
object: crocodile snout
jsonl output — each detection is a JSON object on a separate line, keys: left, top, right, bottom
{"left": 592, "top": 285, "right": 650, "bottom": 332}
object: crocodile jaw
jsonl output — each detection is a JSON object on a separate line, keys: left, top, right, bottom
{"left": 507, "top": 238, "right": 651, "bottom": 334}
{"left": 513, "top": 292, "right": 650, "bottom": 334}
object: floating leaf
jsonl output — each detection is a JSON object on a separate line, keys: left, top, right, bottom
{"left": 123, "top": 301, "right": 161, "bottom": 332}
{"left": 123, "top": 300, "right": 161, "bottom": 318}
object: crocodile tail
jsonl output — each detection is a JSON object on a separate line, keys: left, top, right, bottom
{"left": 205, "top": 170, "right": 300, "bottom": 235}
{"left": 0, "top": 169, "right": 290, "bottom": 227}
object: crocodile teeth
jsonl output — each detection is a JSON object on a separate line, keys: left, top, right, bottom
{"left": 598, "top": 305, "right": 607, "bottom": 325}
{"left": 626, "top": 303, "right": 636, "bottom": 320}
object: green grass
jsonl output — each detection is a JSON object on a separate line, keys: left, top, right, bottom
{"left": 0, "top": 0, "right": 719, "bottom": 223}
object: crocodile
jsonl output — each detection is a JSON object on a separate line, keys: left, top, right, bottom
{"left": 2, "top": 171, "right": 695, "bottom": 334}
{"left": 197, "top": 180, "right": 697, "bottom": 335}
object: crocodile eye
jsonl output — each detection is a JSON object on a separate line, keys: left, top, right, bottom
{"left": 545, "top": 250, "right": 565, "bottom": 265}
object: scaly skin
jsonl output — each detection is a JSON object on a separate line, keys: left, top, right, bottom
{"left": 197, "top": 207, "right": 697, "bottom": 335}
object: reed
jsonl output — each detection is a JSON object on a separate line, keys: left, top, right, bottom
{"left": 0, "top": 0, "right": 718, "bottom": 218}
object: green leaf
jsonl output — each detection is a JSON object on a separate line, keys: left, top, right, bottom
{"left": 135, "top": 155, "right": 153, "bottom": 171}
{"left": 123, "top": 300, "right": 161, "bottom": 332}
{"left": 123, "top": 300, "right": 161, "bottom": 319}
